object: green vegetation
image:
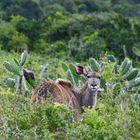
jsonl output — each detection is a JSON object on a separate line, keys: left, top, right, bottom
{"left": 1, "top": 88, "right": 140, "bottom": 139}
{"left": 1, "top": 0, "right": 140, "bottom": 139}
{"left": 1, "top": 50, "right": 140, "bottom": 139}
{"left": 0, "top": 0, "right": 140, "bottom": 60}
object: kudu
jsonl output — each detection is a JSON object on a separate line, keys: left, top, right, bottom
{"left": 31, "top": 64, "right": 101, "bottom": 120}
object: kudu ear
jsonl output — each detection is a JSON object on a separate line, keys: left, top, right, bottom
{"left": 76, "top": 64, "right": 88, "bottom": 77}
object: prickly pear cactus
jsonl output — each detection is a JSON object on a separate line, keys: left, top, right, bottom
{"left": 61, "top": 58, "right": 105, "bottom": 89}
{"left": 107, "top": 55, "right": 117, "bottom": 62}
{"left": 114, "top": 57, "right": 140, "bottom": 94}
{"left": 3, "top": 59, "right": 21, "bottom": 76}
{"left": 103, "top": 56, "right": 140, "bottom": 95}
{"left": 132, "top": 47, "right": 140, "bottom": 57}
{"left": 3, "top": 50, "right": 35, "bottom": 93}
{"left": 39, "top": 64, "right": 48, "bottom": 81}
{"left": 88, "top": 58, "right": 100, "bottom": 72}
{"left": 5, "top": 78, "right": 15, "bottom": 88}
{"left": 61, "top": 55, "right": 140, "bottom": 95}
{"left": 61, "top": 63, "right": 85, "bottom": 89}
{"left": 20, "top": 50, "right": 28, "bottom": 66}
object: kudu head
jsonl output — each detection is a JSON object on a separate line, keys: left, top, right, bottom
{"left": 76, "top": 64, "right": 101, "bottom": 110}
{"left": 76, "top": 64, "right": 101, "bottom": 93}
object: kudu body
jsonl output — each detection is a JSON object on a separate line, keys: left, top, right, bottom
{"left": 31, "top": 65, "right": 101, "bottom": 119}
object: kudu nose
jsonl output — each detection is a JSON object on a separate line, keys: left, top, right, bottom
{"left": 90, "top": 84, "right": 98, "bottom": 90}
{"left": 91, "top": 84, "right": 97, "bottom": 87}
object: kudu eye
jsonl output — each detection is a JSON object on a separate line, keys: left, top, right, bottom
{"left": 87, "top": 75, "right": 90, "bottom": 78}
{"left": 98, "top": 76, "right": 101, "bottom": 79}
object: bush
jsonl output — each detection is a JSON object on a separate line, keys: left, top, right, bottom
{"left": 0, "top": 91, "right": 72, "bottom": 139}
{"left": 0, "top": 21, "right": 28, "bottom": 51}
{"left": 1, "top": 87, "right": 140, "bottom": 139}
{"left": 1, "top": 51, "right": 140, "bottom": 139}
{"left": 99, "top": 14, "right": 139, "bottom": 59}
{"left": 67, "top": 33, "right": 106, "bottom": 60}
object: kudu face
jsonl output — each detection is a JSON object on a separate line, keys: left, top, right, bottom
{"left": 76, "top": 64, "right": 101, "bottom": 93}
{"left": 86, "top": 73, "right": 101, "bottom": 92}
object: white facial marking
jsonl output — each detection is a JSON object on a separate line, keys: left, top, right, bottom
{"left": 90, "top": 85, "right": 98, "bottom": 91}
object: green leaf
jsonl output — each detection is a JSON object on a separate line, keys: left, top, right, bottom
{"left": 61, "top": 62, "right": 68, "bottom": 72}
{"left": 5, "top": 78, "right": 15, "bottom": 88}
{"left": 107, "top": 55, "right": 116, "bottom": 62}
{"left": 20, "top": 50, "right": 28, "bottom": 66}
{"left": 88, "top": 58, "right": 100, "bottom": 72}
{"left": 132, "top": 47, "right": 140, "bottom": 57}
{"left": 69, "top": 63, "right": 77, "bottom": 75}
{"left": 3, "top": 60, "right": 20, "bottom": 75}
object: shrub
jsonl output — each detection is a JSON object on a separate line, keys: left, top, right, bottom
{"left": 67, "top": 33, "right": 106, "bottom": 61}
{"left": 45, "top": 41, "right": 66, "bottom": 58}
{"left": 0, "top": 90, "right": 72, "bottom": 139}
{"left": 0, "top": 21, "right": 28, "bottom": 51}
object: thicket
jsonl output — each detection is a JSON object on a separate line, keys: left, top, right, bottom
{"left": 1, "top": 50, "right": 140, "bottom": 139}
{"left": 0, "top": 0, "right": 140, "bottom": 61}
{"left": 1, "top": 91, "right": 140, "bottom": 140}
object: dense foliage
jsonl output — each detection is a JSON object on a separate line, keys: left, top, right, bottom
{"left": 0, "top": 0, "right": 140, "bottom": 60}
{"left": 1, "top": 89, "right": 140, "bottom": 139}
{"left": 1, "top": 50, "right": 140, "bottom": 139}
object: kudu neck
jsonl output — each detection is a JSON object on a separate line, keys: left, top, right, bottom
{"left": 76, "top": 83, "right": 98, "bottom": 112}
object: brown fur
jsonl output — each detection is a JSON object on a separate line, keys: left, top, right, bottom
{"left": 31, "top": 80, "right": 81, "bottom": 119}
{"left": 56, "top": 79, "right": 72, "bottom": 89}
